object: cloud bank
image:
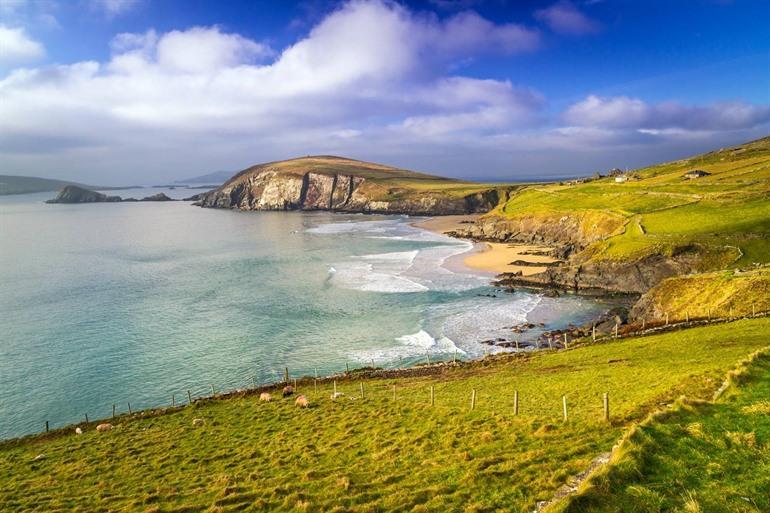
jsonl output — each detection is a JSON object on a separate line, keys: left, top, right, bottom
{"left": 0, "top": 0, "right": 768, "bottom": 183}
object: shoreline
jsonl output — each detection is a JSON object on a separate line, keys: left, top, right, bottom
{"left": 411, "top": 215, "right": 560, "bottom": 276}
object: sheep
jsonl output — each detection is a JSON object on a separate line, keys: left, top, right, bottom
{"left": 295, "top": 395, "right": 309, "bottom": 408}
{"left": 330, "top": 392, "right": 344, "bottom": 400}
{"left": 96, "top": 423, "right": 113, "bottom": 433}
{"left": 282, "top": 385, "right": 294, "bottom": 397}
{"left": 259, "top": 392, "right": 272, "bottom": 402}
{"left": 75, "top": 427, "right": 83, "bottom": 435}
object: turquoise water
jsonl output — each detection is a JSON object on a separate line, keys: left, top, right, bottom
{"left": 0, "top": 189, "right": 605, "bottom": 439}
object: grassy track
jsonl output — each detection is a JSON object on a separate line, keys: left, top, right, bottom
{"left": 555, "top": 348, "right": 770, "bottom": 513}
{"left": 1, "top": 319, "right": 768, "bottom": 513}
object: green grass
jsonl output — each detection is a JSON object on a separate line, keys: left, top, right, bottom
{"left": 554, "top": 348, "right": 770, "bottom": 513}
{"left": 1, "top": 319, "right": 768, "bottom": 513}
{"left": 490, "top": 136, "right": 770, "bottom": 268}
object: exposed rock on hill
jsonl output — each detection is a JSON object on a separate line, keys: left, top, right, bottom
{"left": 194, "top": 156, "right": 509, "bottom": 215}
{"left": 46, "top": 185, "right": 122, "bottom": 204}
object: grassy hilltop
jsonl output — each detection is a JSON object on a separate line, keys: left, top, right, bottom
{"left": 474, "top": 136, "right": 770, "bottom": 318}
{"left": 1, "top": 318, "right": 768, "bottom": 513}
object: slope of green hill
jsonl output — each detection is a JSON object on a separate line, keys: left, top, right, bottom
{"left": 1, "top": 318, "right": 767, "bottom": 513}
{"left": 553, "top": 348, "right": 770, "bottom": 513}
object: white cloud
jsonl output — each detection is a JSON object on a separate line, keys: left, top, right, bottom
{"left": 534, "top": 1, "right": 600, "bottom": 36}
{"left": 89, "top": 0, "right": 141, "bottom": 18}
{"left": 564, "top": 95, "right": 770, "bottom": 131}
{"left": 0, "top": 24, "right": 44, "bottom": 63}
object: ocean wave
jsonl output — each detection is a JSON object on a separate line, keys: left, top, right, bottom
{"left": 351, "top": 329, "right": 466, "bottom": 364}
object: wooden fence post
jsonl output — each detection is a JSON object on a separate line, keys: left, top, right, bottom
{"left": 172, "top": 394, "right": 175, "bottom": 407}
{"left": 333, "top": 380, "right": 337, "bottom": 398}
{"left": 753, "top": 303, "right": 756, "bottom": 317}
{"left": 642, "top": 318, "right": 646, "bottom": 331}
{"left": 453, "top": 350, "right": 457, "bottom": 363}
{"left": 592, "top": 324, "right": 596, "bottom": 342}
{"left": 614, "top": 323, "right": 618, "bottom": 338}
{"left": 470, "top": 389, "right": 477, "bottom": 411}
{"left": 430, "top": 385, "right": 435, "bottom": 406}
{"left": 562, "top": 396, "right": 568, "bottom": 422}
{"left": 360, "top": 382, "right": 364, "bottom": 399}
{"left": 563, "top": 333, "right": 568, "bottom": 348}
{"left": 603, "top": 392, "right": 610, "bottom": 423}
{"left": 707, "top": 307, "right": 711, "bottom": 320}
{"left": 514, "top": 390, "right": 519, "bottom": 416}
{"left": 426, "top": 354, "right": 431, "bottom": 365}
{"left": 85, "top": 413, "right": 89, "bottom": 424}
{"left": 515, "top": 338, "right": 520, "bottom": 350}
{"left": 665, "top": 313, "right": 669, "bottom": 326}
{"left": 284, "top": 367, "right": 289, "bottom": 383}
{"left": 686, "top": 310, "right": 689, "bottom": 322}
{"left": 548, "top": 339, "right": 553, "bottom": 349}
{"left": 187, "top": 390, "right": 193, "bottom": 405}
{"left": 210, "top": 384, "right": 215, "bottom": 395}
{"left": 127, "top": 402, "right": 132, "bottom": 414}
{"left": 314, "top": 378, "right": 318, "bottom": 394}
{"left": 45, "top": 421, "right": 49, "bottom": 433}
{"left": 112, "top": 404, "right": 116, "bottom": 419}
{"left": 345, "top": 362, "right": 350, "bottom": 374}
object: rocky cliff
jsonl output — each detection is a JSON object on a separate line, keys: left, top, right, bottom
{"left": 194, "top": 156, "right": 507, "bottom": 215}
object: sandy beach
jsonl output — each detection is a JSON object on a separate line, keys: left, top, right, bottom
{"left": 412, "top": 215, "right": 559, "bottom": 276}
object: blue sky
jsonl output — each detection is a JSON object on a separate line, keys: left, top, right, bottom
{"left": 1, "top": 0, "right": 768, "bottom": 184}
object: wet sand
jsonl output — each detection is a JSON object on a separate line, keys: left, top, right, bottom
{"left": 412, "top": 215, "right": 558, "bottom": 276}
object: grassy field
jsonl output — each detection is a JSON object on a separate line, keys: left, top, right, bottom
{"left": 1, "top": 318, "right": 768, "bottom": 513}
{"left": 554, "top": 349, "right": 770, "bottom": 513}
{"left": 491, "top": 136, "right": 770, "bottom": 268}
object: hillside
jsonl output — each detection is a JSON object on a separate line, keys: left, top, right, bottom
{"left": 454, "top": 136, "right": 770, "bottom": 317}
{"left": 1, "top": 318, "right": 768, "bottom": 512}
{"left": 194, "top": 156, "right": 516, "bottom": 215}
{"left": 0, "top": 175, "right": 132, "bottom": 195}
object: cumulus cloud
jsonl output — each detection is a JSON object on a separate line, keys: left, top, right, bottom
{"left": 89, "top": 0, "right": 141, "bottom": 18}
{"left": 534, "top": 1, "right": 600, "bottom": 36}
{"left": 0, "top": 0, "right": 545, "bottom": 183}
{"left": 564, "top": 95, "right": 770, "bottom": 131}
{"left": 0, "top": 25, "right": 44, "bottom": 63}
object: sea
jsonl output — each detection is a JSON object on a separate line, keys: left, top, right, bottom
{"left": 0, "top": 188, "right": 607, "bottom": 439}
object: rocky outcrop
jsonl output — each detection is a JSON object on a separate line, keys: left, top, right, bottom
{"left": 46, "top": 185, "right": 121, "bottom": 203}
{"left": 46, "top": 186, "right": 177, "bottom": 204}
{"left": 195, "top": 168, "right": 503, "bottom": 215}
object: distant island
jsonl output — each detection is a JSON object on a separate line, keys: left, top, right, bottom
{"left": 46, "top": 185, "right": 176, "bottom": 203}
{"left": 175, "top": 170, "right": 234, "bottom": 184}
{"left": 0, "top": 175, "right": 139, "bottom": 196}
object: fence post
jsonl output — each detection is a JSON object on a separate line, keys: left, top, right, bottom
{"left": 470, "top": 389, "right": 477, "bottom": 411}
{"left": 426, "top": 354, "right": 431, "bottom": 365}
{"left": 548, "top": 338, "right": 553, "bottom": 350}
{"left": 187, "top": 390, "right": 193, "bottom": 405}
{"left": 453, "top": 350, "right": 457, "bottom": 363}
{"left": 127, "top": 402, "right": 132, "bottom": 414}
{"left": 642, "top": 318, "right": 645, "bottom": 331}
{"left": 430, "top": 385, "right": 435, "bottom": 406}
{"left": 112, "top": 404, "right": 116, "bottom": 419}
{"left": 284, "top": 367, "right": 289, "bottom": 383}
{"left": 603, "top": 392, "right": 610, "bottom": 423}
{"left": 753, "top": 303, "right": 756, "bottom": 317}
{"left": 314, "top": 378, "right": 318, "bottom": 395}
{"left": 85, "top": 413, "right": 89, "bottom": 424}
{"left": 592, "top": 324, "right": 596, "bottom": 342}
{"left": 515, "top": 338, "right": 520, "bottom": 351}
{"left": 345, "top": 362, "right": 350, "bottom": 374}
{"left": 686, "top": 310, "right": 689, "bottom": 323}
{"left": 707, "top": 307, "right": 711, "bottom": 320}
{"left": 665, "top": 313, "right": 669, "bottom": 326}
{"left": 562, "top": 396, "right": 568, "bottom": 422}
{"left": 614, "top": 323, "right": 618, "bottom": 338}
{"left": 45, "top": 421, "right": 49, "bottom": 433}
{"left": 360, "top": 382, "right": 364, "bottom": 399}
{"left": 563, "top": 333, "right": 568, "bottom": 348}
{"left": 514, "top": 390, "right": 519, "bottom": 416}
{"left": 333, "top": 380, "right": 337, "bottom": 398}
{"left": 392, "top": 384, "right": 396, "bottom": 401}
{"left": 172, "top": 394, "right": 175, "bottom": 407}
{"left": 210, "top": 384, "right": 215, "bottom": 395}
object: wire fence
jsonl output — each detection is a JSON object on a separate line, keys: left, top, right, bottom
{"left": 25, "top": 307, "right": 769, "bottom": 441}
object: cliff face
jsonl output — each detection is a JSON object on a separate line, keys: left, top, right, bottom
{"left": 195, "top": 161, "right": 504, "bottom": 215}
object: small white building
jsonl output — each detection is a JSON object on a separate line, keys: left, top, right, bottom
{"left": 615, "top": 175, "right": 629, "bottom": 183}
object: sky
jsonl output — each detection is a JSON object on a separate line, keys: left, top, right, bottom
{"left": 0, "top": 0, "right": 769, "bottom": 184}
